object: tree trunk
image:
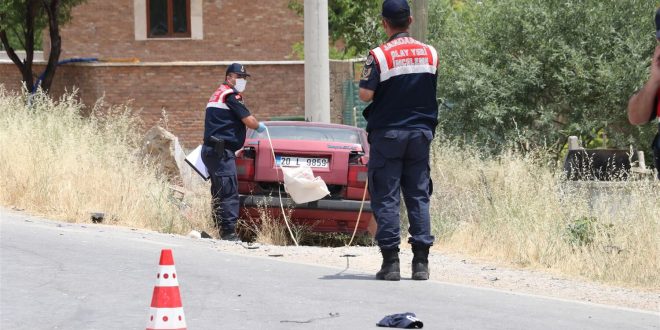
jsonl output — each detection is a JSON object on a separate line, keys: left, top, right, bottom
{"left": 40, "top": 0, "right": 61, "bottom": 94}
{"left": 0, "top": 1, "right": 39, "bottom": 92}
{"left": 0, "top": 30, "right": 32, "bottom": 90}
{"left": 23, "top": 0, "right": 38, "bottom": 91}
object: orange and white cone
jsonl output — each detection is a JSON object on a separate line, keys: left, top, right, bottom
{"left": 146, "top": 249, "right": 187, "bottom": 330}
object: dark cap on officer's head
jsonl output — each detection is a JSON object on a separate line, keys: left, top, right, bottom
{"left": 655, "top": 8, "right": 660, "bottom": 39}
{"left": 226, "top": 63, "right": 250, "bottom": 77}
{"left": 382, "top": 0, "right": 410, "bottom": 20}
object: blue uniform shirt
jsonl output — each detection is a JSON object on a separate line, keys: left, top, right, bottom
{"left": 359, "top": 32, "right": 438, "bottom": 133}
{"left": 204, "top": 84, "right": 251, "bottom": 152}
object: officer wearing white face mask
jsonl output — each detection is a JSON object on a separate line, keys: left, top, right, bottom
{"left": 202, "top": 63, "right": 266, "bottom": 240}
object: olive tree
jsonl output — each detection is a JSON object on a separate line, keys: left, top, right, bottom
{"left": 0, "top": 0, "right": 86, "bottom": 94}
{"left": 288, "top": 0, "right": 383, "bottom": 58}
{"left": 429, "top": 0, "right": 657, "bottom": 156}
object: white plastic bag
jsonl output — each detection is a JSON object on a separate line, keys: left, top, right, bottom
{"left": 281, "top": 164, "right": 330, "bottom": 204}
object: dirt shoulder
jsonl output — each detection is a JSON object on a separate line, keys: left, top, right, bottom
{"left": 210, "top": 238, "right": 659, "bottom": 312}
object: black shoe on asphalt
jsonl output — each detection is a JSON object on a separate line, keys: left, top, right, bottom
{"left": 376, "top": 248, "right": 401, "bottom": 281}
{"left": 412, "top": 262, "right": 429, "bottom": 280}
{"left": 376, "top": 262, "right": 401, "bottom": 281}
{"left": 411, "top": 244, "right": 430, "bottom": 280}
{"left": 220, "top": 232, "right": 241, "bottom": 242}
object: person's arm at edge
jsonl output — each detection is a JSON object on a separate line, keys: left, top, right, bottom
{"left": 627, "top": 45, "right": 660, "bottom": 125}
{"left": 359, "top": 53, "right": 378, "bottom": 102}
{"left": 359, "top": 88, "right": 375, "bottom": 102}
{"left": 628, "top": 83, "right": 657, "bottom": 125}
{"left": 241, "top": 115, "right": 259, "bottom": 130}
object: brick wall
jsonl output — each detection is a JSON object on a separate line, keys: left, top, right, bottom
{"left": 0, "top": 60, "right": 358, "bottom": 148}
{"left": 44, "top": 0, "right": 304, "bottom": 62}
{"left": 9, "top": 0, "right": 365, "bottom": 147}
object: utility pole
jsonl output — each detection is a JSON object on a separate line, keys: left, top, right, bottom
{"left": 411, "top": 0, "right": 428, "bottom": 42}
{"left": 304, "top": 0, "right": 331, "bottom": 123}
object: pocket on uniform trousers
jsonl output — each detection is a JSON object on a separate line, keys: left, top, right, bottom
{"left": 220, "top": 175, "right": 237, "bottom": 196}
{"left": 423, "top": 131, "right": 433, "bottom": 196}
{"left": 368, "top": 157, "right": 386, "bottom": 195}
{"left": 422, "top": 130, "right": 433, "bottom": 141}
{"left": 374, "top": 131, "right": 405, "bottom": 159}
{"left": 215, "top": 155, "right": 237, "bottom": 176}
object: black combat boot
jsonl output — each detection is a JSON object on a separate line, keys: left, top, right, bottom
{"left": 220, "top": 232, "right": 240, "bottom": 241}
{"left": 376, "top": 247, "right": 401, "bottom": 281}
{"left": 220, "top": 227, "right": 240, "bottom": 241}
{"left": 411, "top": 245, "right": 430, "bottom": 280}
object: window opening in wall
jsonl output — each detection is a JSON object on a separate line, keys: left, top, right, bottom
{"left": 147, "top": 0, "right": 191, "bottom": 38}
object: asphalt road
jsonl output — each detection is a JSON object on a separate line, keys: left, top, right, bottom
{"left": 1, "top": 208, "right": 658, "bottom": 329}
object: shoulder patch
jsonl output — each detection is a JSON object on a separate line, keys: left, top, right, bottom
{"left": 361, "top": 66, "right": 372, "bottom": 80}
{"left": 365, "top": 54, "right": 374, "bottom": 66}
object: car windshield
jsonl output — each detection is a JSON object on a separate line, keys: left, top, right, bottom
{"left": 250, "top": 125, "right": 361, "bottom": 144}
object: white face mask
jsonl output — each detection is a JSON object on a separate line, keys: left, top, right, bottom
{"left": 234, "top": 78, "right": 247, "bottom": 92}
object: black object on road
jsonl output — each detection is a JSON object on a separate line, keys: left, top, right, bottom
{"left": 90, "top": 212, "right": 104, "bottom": 223}
{"left": 377, "top": 312, "right": 423, "bottom": 328}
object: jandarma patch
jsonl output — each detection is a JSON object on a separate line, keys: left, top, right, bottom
{"left": 361, "top": 67, "right": 372, "bottom": 80}
{"left": 365, "top": 54, "right": 374, "bottom": 66}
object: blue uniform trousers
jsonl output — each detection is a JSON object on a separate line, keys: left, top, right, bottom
{"left": 368, "top": 129, "right": 435, "bottom": 249}
{"left": 201, "top": 146, "right": 240, "bottom": 234}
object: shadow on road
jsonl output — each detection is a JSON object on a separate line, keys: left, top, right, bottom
{"left": 319, "top": 273, "right": 374, "bottom": 280}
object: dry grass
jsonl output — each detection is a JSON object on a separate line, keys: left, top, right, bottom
{"left": 238, "top": 198, "right": 310, "bottom": 245}
{"left": 429, "top": 141, "right": 659, "bottom": 288}
{"left": 0, "top": 88, "right": 210, "bottom": 234}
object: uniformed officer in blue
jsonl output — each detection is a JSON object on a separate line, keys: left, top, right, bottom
{"left": 359, "top": 0, "right": 439, "bottom": 281}
{"left": 202, "top": 63, "right": 266, "bottom": 240}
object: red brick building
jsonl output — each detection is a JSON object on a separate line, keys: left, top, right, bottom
{"left": 0, "top": 0, "right": 360, "bottom": 147}
{"left": 48, "top": 0, "right": 304, "bottom": 61}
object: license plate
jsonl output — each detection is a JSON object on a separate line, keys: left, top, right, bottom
{"left": 276, "top": 156, "right": 329, "bottom": 168}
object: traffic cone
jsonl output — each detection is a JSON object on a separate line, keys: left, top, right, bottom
{"left": 146, "top": 249, "right": 187, "bottom": 330}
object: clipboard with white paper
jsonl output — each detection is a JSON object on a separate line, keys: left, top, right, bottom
{"left": 185, "top": 145, "right": 210, "bottom": 181}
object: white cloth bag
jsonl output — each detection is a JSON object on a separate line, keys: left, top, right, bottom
{"left": 281, "top": 164, "right": 330, "bottom": 204}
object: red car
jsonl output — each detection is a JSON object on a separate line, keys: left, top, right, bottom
{"left": 235, "top": 121, "right": 375, "bottom": 236}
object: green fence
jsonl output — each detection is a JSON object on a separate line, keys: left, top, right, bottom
{"left": 271, "top": 81, "right": 369, "bottom": 127}
{"left": 342, "top": 80, "right": 369, "bottom": 129}
{"left": 270, "top": 115, "right": 305, "bottom": 121}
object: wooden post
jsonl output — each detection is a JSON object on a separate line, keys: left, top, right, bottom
{"left": 411, "top": 0, "right": 429, "bottom": 42}
{"left": 567, "top": 136, "right": 581, "bottom": 150}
